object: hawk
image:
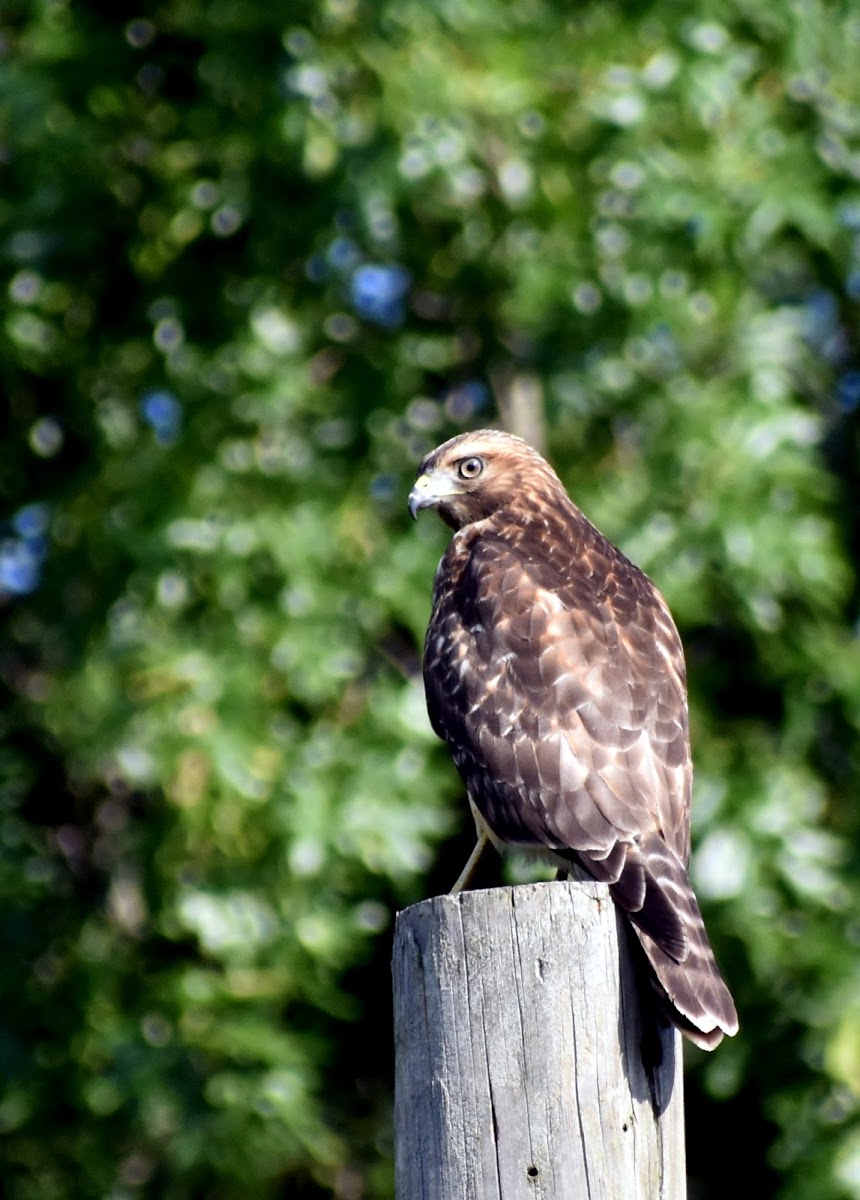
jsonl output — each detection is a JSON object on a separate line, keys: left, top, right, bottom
{"left": 408, "top": 428, "right": 738, "bottom": 1050}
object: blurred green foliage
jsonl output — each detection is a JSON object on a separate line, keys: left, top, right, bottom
{"left": 1, "top": 0, "right": 859, "bottom": 1196}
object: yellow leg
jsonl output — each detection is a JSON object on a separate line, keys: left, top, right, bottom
{"left": 450, "top": 831, "right": 492, "bottom": 894}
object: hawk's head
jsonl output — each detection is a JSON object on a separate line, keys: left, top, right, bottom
{"left": 408, "top": 429, "right": 566, "bottom": 530}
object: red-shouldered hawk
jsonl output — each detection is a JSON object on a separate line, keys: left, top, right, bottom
{"left": 409, "top": 428, "right": 737, "bottom": 1049}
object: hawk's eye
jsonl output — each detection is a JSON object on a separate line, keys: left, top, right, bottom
{"left": 458, "top": 456, "right": 484, "bottom": 480}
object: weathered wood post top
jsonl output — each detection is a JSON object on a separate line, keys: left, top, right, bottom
{"left": 393, "top": 880, "right": 685, "bottom": 1200}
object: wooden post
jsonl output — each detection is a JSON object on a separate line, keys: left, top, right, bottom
{"left": 393, "top": 880, "right": 685, "bottom": 1200}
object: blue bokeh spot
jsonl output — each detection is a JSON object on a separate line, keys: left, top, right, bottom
{"left": 140, "top": 390, "right": 182, "bottom": 444}
{"left": 837, "top": 369, "right": 860, "bottom": 412}
{"left": 350, "top": 263, "right": 411, "bottom": 328}
{"left": 0, "top": 540, "right": 42, "bottom": 595}
{"left": 12, "top": 502, "right": 51, "bottom": 540}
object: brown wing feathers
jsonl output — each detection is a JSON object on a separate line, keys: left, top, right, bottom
{"left": 413, "top": 429, "right": 738, "bottom": 1049}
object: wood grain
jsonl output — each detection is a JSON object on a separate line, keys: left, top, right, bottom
{"left": 393, "top": 881, "right": 684, "bottom": 1199}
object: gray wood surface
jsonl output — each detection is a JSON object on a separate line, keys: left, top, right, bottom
{"left": 393, "top": 880, "right": 685, "bottom": 1199}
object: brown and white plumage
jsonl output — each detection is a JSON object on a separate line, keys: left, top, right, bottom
{"left": 409, "top": 428, "right": 738, "bottom": 1050}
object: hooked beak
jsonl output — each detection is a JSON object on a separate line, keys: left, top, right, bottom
{"left": 408, "top": 473, "right": 433, "bottom": 520}
{"left": 408, "top": 471, "right": 464, "bottom": 519}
